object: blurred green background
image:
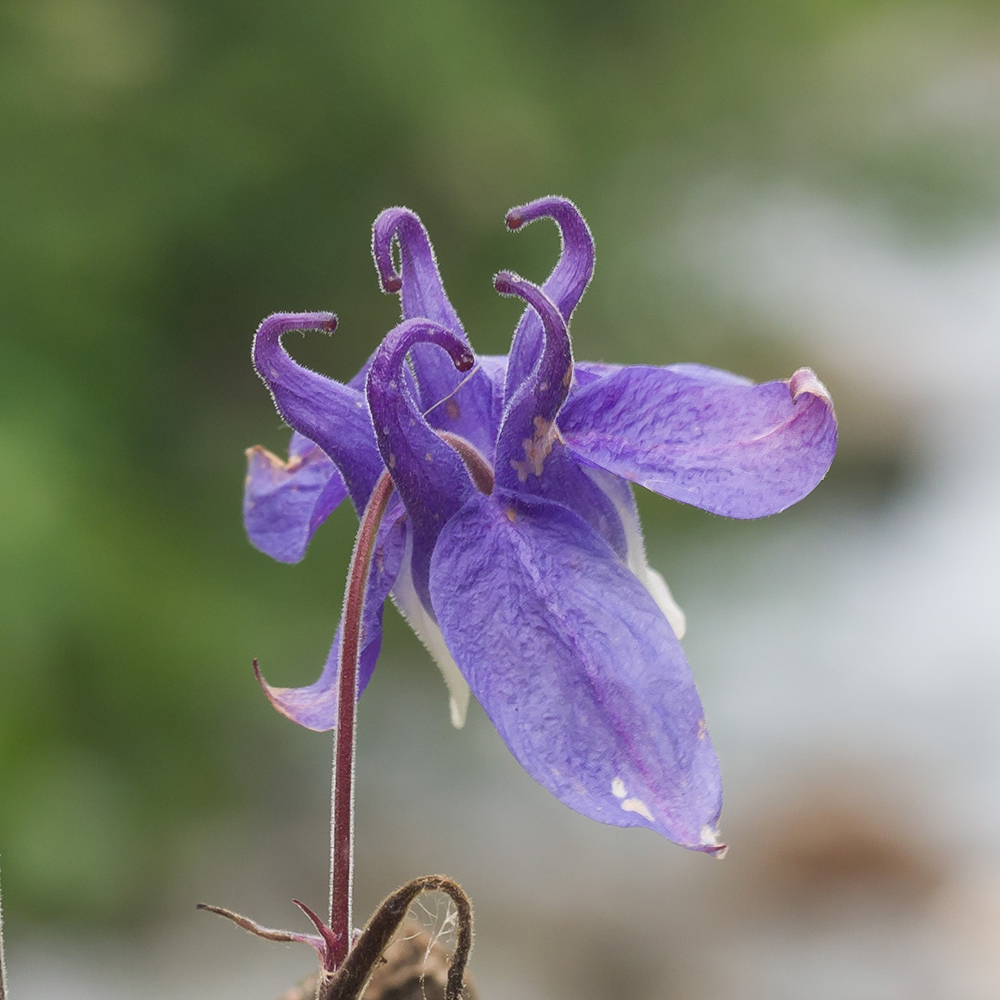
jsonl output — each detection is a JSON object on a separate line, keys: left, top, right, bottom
{"left": 2, "top": 0, "right": 998, "bottom": 957}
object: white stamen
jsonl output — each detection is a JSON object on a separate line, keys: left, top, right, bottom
{"left": 391, "top": 533, "right": 471, "bottom": 728}
{"left": 582, "top": 468, "right": 686, "bottom": 638}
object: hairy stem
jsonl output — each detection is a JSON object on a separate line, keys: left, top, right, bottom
{"left": 0, "top": 865, "right": 9, "bottom": 1000}
{"left": 330, "top": 471, "right": 395, "bottom": 968}
{"left": 319, "top": 875, "right": 473, "bottom": 1000}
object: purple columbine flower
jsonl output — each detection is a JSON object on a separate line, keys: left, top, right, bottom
{"left": 244, "top": 197, "right": 837, "bottom": 853}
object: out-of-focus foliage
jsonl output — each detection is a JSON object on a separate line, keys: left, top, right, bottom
{"left": 1, "top": 0, "right": 998, "bottom": 924}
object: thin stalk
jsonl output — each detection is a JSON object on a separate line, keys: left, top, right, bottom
{"left": 0, "top": 865, "right": 9, "bottom": 1000}
{"left": 329, "top": 471, "right": 394, "bottom": 968}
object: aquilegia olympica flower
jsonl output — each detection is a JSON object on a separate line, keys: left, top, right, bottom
{"left": 244, "top": 197, "right": 837, "bottom": 853}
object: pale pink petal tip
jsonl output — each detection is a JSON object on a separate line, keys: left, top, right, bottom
{"left": 789, "top": 367, "right": 833, "bottom": 407}
{"left": 701, "top": 824, "right": 728, "bottom": 859}
{"left": 252, "top": 658, "right": 302, "bottom": 727}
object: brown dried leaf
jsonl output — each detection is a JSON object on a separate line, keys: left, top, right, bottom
{"left": 276, "top": 922, "right": 478, "bottom": 1000}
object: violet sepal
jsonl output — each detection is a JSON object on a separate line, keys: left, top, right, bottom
{"left": 560, "top": 362, "right": 837, "bottom": 517}
{"left": 253, "top": 500, "right": 407, "bottom": 730}
{"left": 428, "top": 489, "right": 723, "bottom": 851}
{"left": 244, "top": 433, "right": 346, "bottom": 564}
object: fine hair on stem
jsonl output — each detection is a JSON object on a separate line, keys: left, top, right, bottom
{"left": 0, "top": 864, "right": 9, "bottom": 1000}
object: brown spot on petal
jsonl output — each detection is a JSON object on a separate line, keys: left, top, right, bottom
{"left": 510, "top": 416, "right": 561, "bottom": 481}
{"left": 247, "top": 444, "right": 305, "bottom": 475}
{"left": 510, "top": 457, "right": 530, "bottom": 483}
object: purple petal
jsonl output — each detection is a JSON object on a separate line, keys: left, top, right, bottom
{"left": 493, "top": 274, "right": 626, "bottom": 557}
{"left": 662, "top": 362, "right": 754, "bottom": 387}
{"left": 560, "top": 364, "right": 838, "bottom": 518}
{"left": 503, "top": 197, "right": 594, "bottom": 401}
{"left": 243, "top": 436, "right": 347, "bottom": 564}
{"left": 255, "top": 503, "right": 407, "bottom": 731}
{"left": 372, "top": 209, "right": 496, "bottom": 455}
{"left": 476, "top": 353, "right": 509, "bottom": 385}
{"left": 573, "top": 360, "right": 622, "bottom": 389}
{"left": 420, "top": 363, "right": 499, "bottom": 460}
{"left": 288, "top": 429, "right": 322, "bottom": 460}
{"left": 428, "top": 490, "right": 724, "bottom": 851}
{"left": 366, "top": 318, "right": 476, "bottom": 607}
{"left": 468, "top": 354, "right": 508, "bottom": 447}
{"left": 253, "top": 313, "right": 384, "bottom": 509}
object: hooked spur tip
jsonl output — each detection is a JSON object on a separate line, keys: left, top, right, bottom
{"left": 256, "top": 311, "right": 338, "bottom": 339}
{"left": 493, "top": 271, "right": 517, "bottom": 296}
{"left": 505, "top": 209, "right": 524, "bottom": 231}
{"left": 250, "top": 658, "right": 302, "bottom": 726}
{"left": 251, "top": 658, "right": 281, "bottom": 708}
{"left": 455, "top": 350, "right": 475, "bottom": 373}
{"left": 371, "top": 209, "right": 407, "bottom": 293}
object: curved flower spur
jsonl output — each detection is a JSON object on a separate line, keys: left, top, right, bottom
{"left": 224, "top": 197, "right": 836, "bottom": 990}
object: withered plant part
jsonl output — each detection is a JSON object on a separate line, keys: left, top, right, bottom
{"left": 276, "top": 920, "right": 478, "bottom": 1000}
{"left": 203, "top": 875, "right": 474, "bottom": 1000}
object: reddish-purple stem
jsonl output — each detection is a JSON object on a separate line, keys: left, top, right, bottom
{"left": 329, "top": 470, "right": 394, "bottom": 969}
